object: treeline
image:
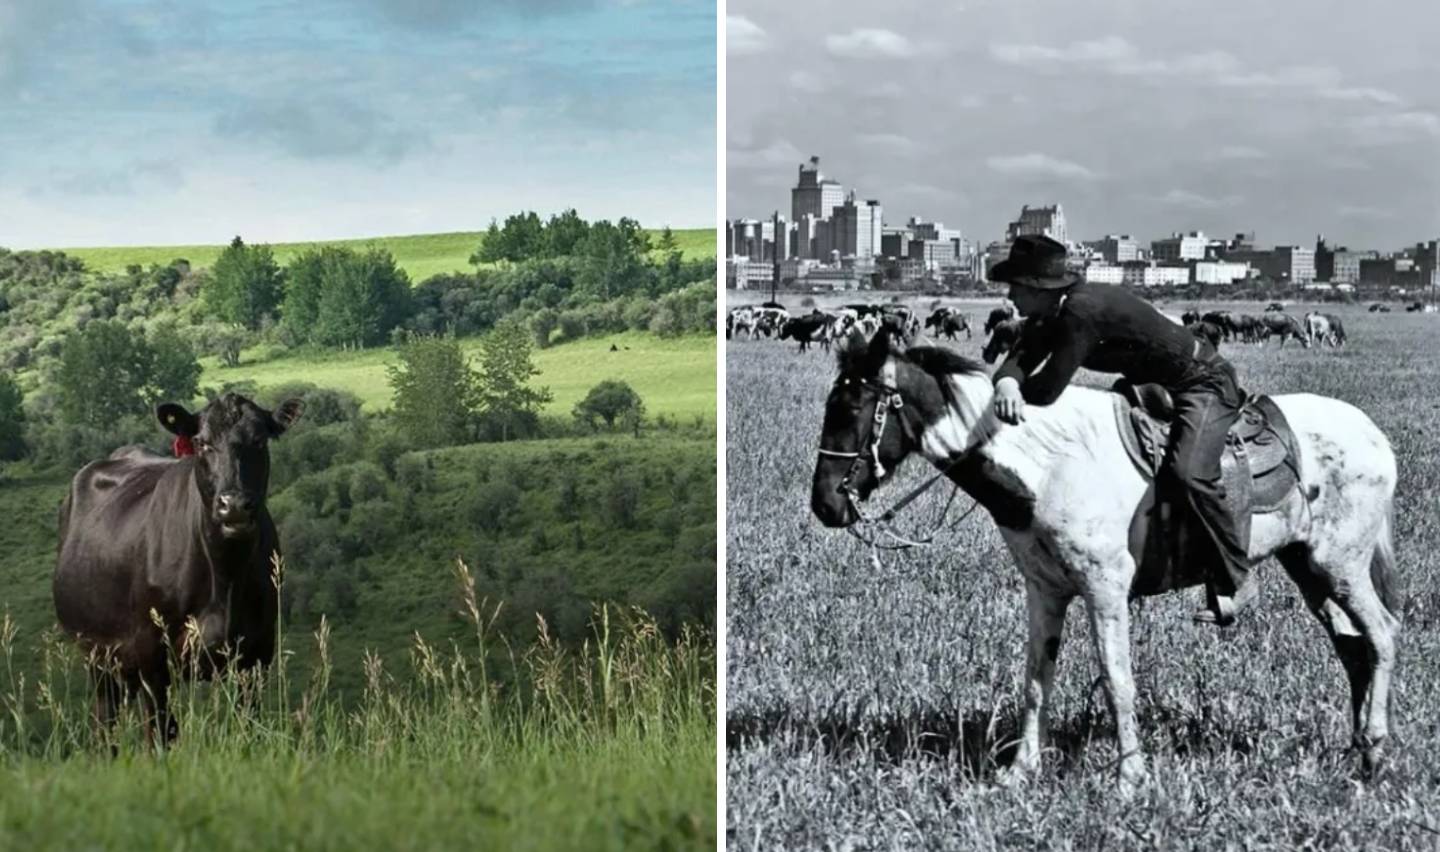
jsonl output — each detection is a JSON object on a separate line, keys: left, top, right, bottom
{"left": 0, "top": 210, "right": 716, "bottom": 377}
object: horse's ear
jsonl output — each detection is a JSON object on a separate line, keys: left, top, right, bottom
{"left": 836, "top": 329, "right": 868, "bottom": 373}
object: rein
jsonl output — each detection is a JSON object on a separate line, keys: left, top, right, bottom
{"left": 817, "top": 378, "right": 979, "bottom": 551}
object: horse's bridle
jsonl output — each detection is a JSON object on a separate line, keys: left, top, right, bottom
{"left": 815, "top": 377, "right": 906, "bottom": 517}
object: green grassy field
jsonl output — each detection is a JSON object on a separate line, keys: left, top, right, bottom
{"left": 727, "top": 304, "right": 1440, "bottom": 847}
{"left": 203, "top": 332, "right": 716, "bottom": 421}
{"left": 0, "top": 595, "right": 714, "bottom": 851}
{"left": 56, "top": 227, "right": 716, "bottom": 282}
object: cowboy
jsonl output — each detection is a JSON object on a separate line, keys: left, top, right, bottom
{"left": 987, "top": 234, "right": 1255, "bottom": 625}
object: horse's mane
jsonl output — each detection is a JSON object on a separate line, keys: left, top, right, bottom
{"left": 901, "top": 345, "right": 989, "bottom": 380}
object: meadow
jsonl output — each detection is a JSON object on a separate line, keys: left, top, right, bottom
{"left": 53, "top": 227, "right": 715, "bottom": 282}
{"left": 0, "top": 586, "right": 714, "bottom": 851}
{"left": 725, "top": 299, "right": 1440, "bottom": 849}
{"left": 202, "top": 331, "right": 717, "bottom": 421}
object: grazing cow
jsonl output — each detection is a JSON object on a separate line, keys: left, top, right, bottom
{"left": 1201, "top": 311, "right": 1236, "bottom": 341}
{"left": 1262, "top": 313, "right": 1309, "bottom": 347}
{"left": 1265, "top": 302, "right": 1286, "bottom": 312}
{"left": 1303, "top": 311, "right": 1345, "bottom": 347}
{"left": 855, "top": 314, "right": 882, "bottom": 339}
{"left": 1188, "top": 319, "right": 1224, "bottom": 350}
{"left": 1324, "top": 313, "right": 1347, "bottom": 346}
{"left": 1181, "top": 309, "right": 1201, "bottom": 325}
{"left": 880, "top": 305, "right": 921, "bottom": 340}
{"left": 726, "top": 307, "right": 756, "bottom": 340}
{"left": 1406, "top": 301, "right": 1426, "bottom": 313}
{"left": 981, "top": 317, "right": 1026, "bottom": 364}
{"left": 54, "top": 393, "right": 304, "bottom": 742}
{"left": 984, "top": 303, "right": 1017, "bottom": 335}
{"left": 752, "top": 306, "right": 790, "bottom": 338}
{"left": 924, "top": 308, "right": 972, "bottom": 340}
{"left": 780, "top": 314, "right": 833, "bottom": 353}
{"left": 1368, "top": 303, "right": 1391, "bottom": 313}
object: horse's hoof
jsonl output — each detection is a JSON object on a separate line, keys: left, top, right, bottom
{"left": 1360, "top": 742, "right": 1386, "bottom": 782}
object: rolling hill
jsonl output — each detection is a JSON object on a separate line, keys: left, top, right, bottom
{"left": 53, "top": 228, "right": 716, "bottom": 283}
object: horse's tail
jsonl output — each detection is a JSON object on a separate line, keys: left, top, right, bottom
{"left": 1371, "top": 506, "right": 1399, "bottom": 617}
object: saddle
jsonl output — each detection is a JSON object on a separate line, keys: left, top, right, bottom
{"left": 1111, "top": 380, "right": 1303, "bottom": 597}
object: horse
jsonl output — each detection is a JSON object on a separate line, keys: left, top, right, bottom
{"left": 809, "top": 328, "right": 1400, "bottom": 794}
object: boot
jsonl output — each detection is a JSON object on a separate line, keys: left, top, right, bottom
{"left": 1192, "top": 575, "right": 1258, "bottom": 626}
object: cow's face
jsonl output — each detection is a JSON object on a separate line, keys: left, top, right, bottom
{"left": 158, "top": 394, "right": 305, "bottom": 538}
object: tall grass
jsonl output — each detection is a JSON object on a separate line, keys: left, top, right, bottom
{"left": 0, "top": 558, "right": 715, "bottom": 851}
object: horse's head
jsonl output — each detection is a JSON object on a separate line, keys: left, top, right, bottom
{"left": 811, "top": 328, "right": 919, "bottom": 527}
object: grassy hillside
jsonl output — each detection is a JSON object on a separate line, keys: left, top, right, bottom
{"left": 56, "top": 228, "right": 716, "bottom": 282}
{"left": 204, "top": 331, "right": 717, "bottom": 421}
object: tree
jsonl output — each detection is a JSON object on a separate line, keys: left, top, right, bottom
{"left": 474, "top": 317, "right": 552, "bottom": 442}
{"left": 55, "top": 320, "right": 153, "bottom": 426}
{"left": 146, "top": 323, "right": 202, "bottom": 404}
{"left": 473, "top": 212, "right": 545, "bottom": 264}
{"left": 543, "top": 209, "right": 590, "bottom": 257}
{"left": 576, "top": 218, "right": 652, "bottom": 300}
{"left": 0, "top": 372, "right": 25, "bottom": 462}
{"left": 386, "top": 334, "right": 480, "bottom": 448}
{"left": 312, "top": 248, "right": 412, "bottom": 348}
{"left": 203, "top": 237, "right": 282, "bottom": 329}
{"left": 192, "top": 322, "right": 252, "bottom": 367}
{"left": 572, "top": 380, "right": 645, "bottom": 433}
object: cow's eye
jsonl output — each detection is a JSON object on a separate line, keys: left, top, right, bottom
{"left": 194, "top": 439, "right": 209, "bottom": 453}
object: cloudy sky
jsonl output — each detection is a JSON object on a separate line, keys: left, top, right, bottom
{"left": 727, "top": 0, "right": 1440, "bottom": 252}
{"left": 0, "top": 0, "right": 714, "bottom": 248}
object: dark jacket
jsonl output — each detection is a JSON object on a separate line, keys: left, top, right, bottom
{"left": 994, "top": 283, "right": 1219, "bottom": 404}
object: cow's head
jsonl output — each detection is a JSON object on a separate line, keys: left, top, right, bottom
{"left": 157, "top": 393, "right": 304, "bottom": 538}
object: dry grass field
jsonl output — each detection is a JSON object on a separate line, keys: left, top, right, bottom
{"left": 725, "top": 296, "right": 1440, "bottom": 850}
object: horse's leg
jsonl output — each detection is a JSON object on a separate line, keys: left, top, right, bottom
{"left": 1276, "top": 542, "right": 1398, "bottom": 777}
{"left": 1012, "top": 580, "right": 1072, "bottom": 776}
{"left": 1085, "top": 580, "right": 1147, "bottom": 793}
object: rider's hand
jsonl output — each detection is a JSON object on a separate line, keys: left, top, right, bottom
{"left": 994, "top": 377, "right": 1026, "bottom": 424}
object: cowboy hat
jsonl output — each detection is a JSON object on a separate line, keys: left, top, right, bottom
{"left": 987, "top": 234, "right": 1083, "bottom": 290}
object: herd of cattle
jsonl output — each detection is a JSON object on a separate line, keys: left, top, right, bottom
{"left": 728, "top": 299, "right": 1355, "bottom": 358}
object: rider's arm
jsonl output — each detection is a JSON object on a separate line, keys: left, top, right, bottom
{"left": 1016, "top": 315, "right": 1094, "bottom": 405}
{"left": 992, "top": 322, "right": 1048, "bottom": 387}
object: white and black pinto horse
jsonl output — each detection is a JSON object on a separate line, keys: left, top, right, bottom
{"left": 810, "top": 329, "right": 1400, "bottom": 794}
{"left": 925, "top": 307, "right": 972, "bottom": 341}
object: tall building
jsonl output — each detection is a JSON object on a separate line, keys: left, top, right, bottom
{"left": 1004, "top": 204, "right": 1067, "bottom": 244}
{"left": 830, "top": 194, "right": 883, "bottom": 261}
{"left": 790, "top": 156, "right": 846, "bottom": 233}
{"left": 1088, "top": 234, "right": 1139, "bottom": 264}
{"left": 1151, "top": 231, "right": 1208, "bottom": 262}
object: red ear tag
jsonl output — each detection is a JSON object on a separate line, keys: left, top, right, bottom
{"left": 173, "top": 436, "right": 196, "bottom": 458}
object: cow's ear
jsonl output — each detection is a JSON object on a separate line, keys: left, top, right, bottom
{"left": 270, "top": 398, "right": 305, "bottom": 436}
{"left": 157, "top": 404, "right": 198, "bottom": 437}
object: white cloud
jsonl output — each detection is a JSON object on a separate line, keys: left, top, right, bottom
{"left": 728, "top": 139, "right": 804, "bottom": 170}
{"left": 727, "top": 15, "right": 769, "bottom": 55}
{"left": 985, "top": 153, "right": 1096, "bottom": 180}
{"left": 788, "top": 70, "right": 825, "bottom": 93}
{"left": 857, "top": 133, "right": 916, "bottom": 153}
{"left": 1157, "top": 189, "right": 1243, "bottom": 209}
{"left": 1352, "top": 111, "right": 1440, "bottom": 137}
{"left": 1337, "top": 205, "right": 1396, "bottom": 220}
{"left": 958, "top": 94, "right": 985, "bottom": 109}
{"left": 825, "top": 28, "right": 917, "bottom": 59}
{"left": 1212, "top": 145, "right": 1266, "bottom": 161}
{"left": 990, "top": 36, "right": 1135, "bottom": 67}
{"left": 1320, "top": 86, "right": 1403, "bottom": 105}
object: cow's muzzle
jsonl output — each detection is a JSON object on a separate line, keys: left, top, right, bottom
{"left": 215, "top": 492, "right": 257, "bottom": 536}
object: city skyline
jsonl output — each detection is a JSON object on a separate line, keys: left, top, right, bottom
{"left": 0, "top": 0, "right": 715, "bottom": 248}
{"left": 727, "top": 0, "right": 1440, "bottom": 251}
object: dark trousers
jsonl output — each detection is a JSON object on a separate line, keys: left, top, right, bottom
{"left": 1164, "top": 359, "right": 1249, "bottom": 598}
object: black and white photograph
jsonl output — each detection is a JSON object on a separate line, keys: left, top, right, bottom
{"left": 725, "top": 1, "right": 1440, "bottom": 847}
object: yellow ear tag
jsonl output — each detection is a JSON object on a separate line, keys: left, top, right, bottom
{"left": 167, "top": 415, "right": 175, "bottom": 424}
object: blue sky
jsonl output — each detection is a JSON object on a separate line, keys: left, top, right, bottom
{"left": 728, "top": 0, "right": 1440, "bottom": 252}
{"left": 0, "top": 0, "right": 715, "bottom": 247}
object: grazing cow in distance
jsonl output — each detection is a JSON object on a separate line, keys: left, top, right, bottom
{"left": 1369, "top": 303, "right": 1391, "bottom": 313}
{"left": 1201, "top": 310, "right": 1236, "bottom": 341}
{"left": 1189, "top": 320, "right": 1224, "bottom": 350}
{"left": 984, "top": 303, "right": 1016, "bottom": 335}
{"left": 1303, "top": 311, "right": 1343, "bottom": 348}
{"left": 54, "top": 393, "right": 304, "bottom": 742}
{"left": 726, "top": 306, "right": 756, "bottom": 340}
{"left": 924, "top": 307, "right": 971, "bottom": 340}
{"left": 981, "top": 317, "right": 1026, "bottom": 364}
{"left": 1262, "top": 313, "right": 1309, "bottom": 347}
{"left": 779, "top": 313, "right": 833, "bottom": 353}
{"left": 1265, "top": 302, "right": 1286, "bottom": 312}
{"left": 1181, "top": 309, "right": 1201, "bottom": 325}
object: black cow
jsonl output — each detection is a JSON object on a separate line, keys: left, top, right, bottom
{"left": 1181, "top": 309, "right": 1201, "bottom": 325}
{"left": 924, "top": 308, "right": 971, "bottom": 340}
{"left": 984, "top": 304, "right": 1016, "bottom": 335}
{"left": 1189, "top": 320, "right": 1224, "bottom": 350}
{"left": 54, "top": 393, "right": 304, "bottom": 741}
{"left": 982, "top": 317, "right": 1026, "bottom": 364}
{"left": 779, "top": 314, "right": 831, "bottom": 353}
